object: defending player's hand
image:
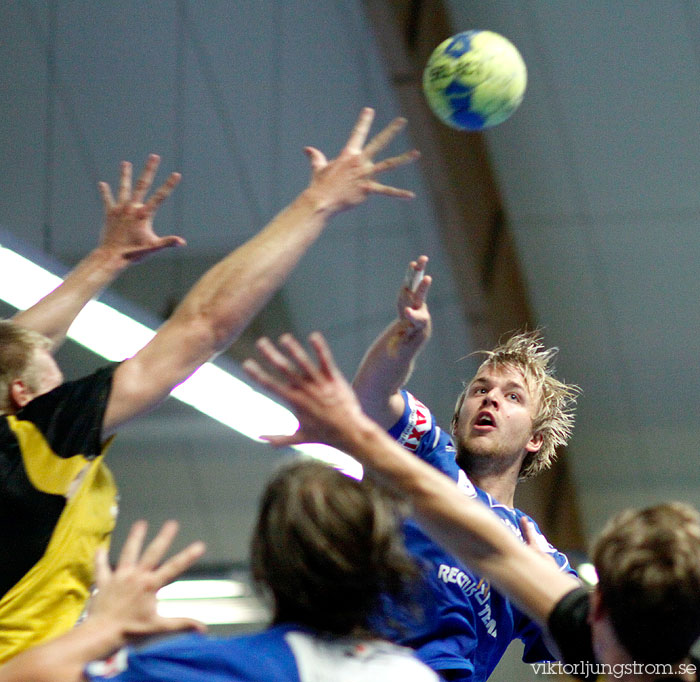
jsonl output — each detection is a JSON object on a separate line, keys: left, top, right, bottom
{"left": 88, "top": 520, "right": 207, "bottom": 643}
{"left": 243, "top": 332, "right": 372, "bottom": 451}
{"left": 303, "top": 107, "right": 420, "bottom": 214}
{"left": 98, "top": 154, "right": 186, "bottom": 263}
{"left": 518, "top": 517, "right": 560, "bottom": 569}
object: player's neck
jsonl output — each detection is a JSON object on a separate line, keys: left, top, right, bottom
{"left": 593, "top": 617, "right": 671, "bottom": 682}
{"left": 459, "top": 447, "right": 523, "bottom": 506}
{"left": 469, "top": 468, "right": 519, "bottom": 507}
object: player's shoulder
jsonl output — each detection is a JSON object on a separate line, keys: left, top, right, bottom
{"left": 86, "top": 629, "right": 298, "bottom": 682}
{"left": 390, "top": 391, "right": 437, "bottom": 450}
{"left": 284, "top": 631, "right": 439, "bottom": 682}
{"left": 511, "top": 509, "right": 577, "bottom": 575}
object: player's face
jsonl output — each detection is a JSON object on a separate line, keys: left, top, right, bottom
{"left": 454, "top": 365, "right": 542, "bottom": 466}
{"left": 27, "top": 348, "right": 64, "bottom": 400}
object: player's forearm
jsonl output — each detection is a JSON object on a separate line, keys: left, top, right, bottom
{"left": 349, "top": 417, "right": 508, "bottom": 557}
{"left": 170, "top": 189, "right": 335, "bottom": 357}
{"left": 102, "top": 190, "right": 342, "bottom": 436}
{"left": 0, "top": 616, "right": 124, "bottom": 682}
{"left": 352, "top": 319, "right": 427, "bottom": 427}
{"left": 413, "top": 471, "right": 578, "bottom": 624}
{"left": 11, "top": 247, "right": 129, "bottom": 350}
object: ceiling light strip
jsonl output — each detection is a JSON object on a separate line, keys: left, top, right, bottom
{"left": 0, "top": 241, "right": 361, "bottom": 478}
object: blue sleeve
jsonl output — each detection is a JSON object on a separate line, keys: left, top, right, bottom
{"left": 517, "top": 614, "right": 558, "bottom": 663}
{"left": 85, "top": 630, "right": 300, "bottom": 682}
{"left": 387, "top": 390, "right": 461, "bottom": 480}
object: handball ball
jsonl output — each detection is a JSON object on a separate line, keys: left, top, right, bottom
{"left": 422, "top": 30, "right": 527, "bottom": 131}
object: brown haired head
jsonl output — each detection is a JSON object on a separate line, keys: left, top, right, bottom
{"left": 0, "top": 320, "right": 52, "bottom": 415}
{"left": 250, "top": 458, "right": 419, "bottom": 637}
{"left": 592, "top": 502, "right": 700, "bottom": 664}
{"left": 451, "top": 330, "right": 579, "bottom": 479}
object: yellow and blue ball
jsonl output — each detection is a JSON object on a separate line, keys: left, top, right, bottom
{"left": 422, "top": 30, "right": 527, "bottom": 131}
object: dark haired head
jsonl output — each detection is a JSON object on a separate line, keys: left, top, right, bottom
{"left": 592, "top": 502, "right": 700, "bottom": 664}
{"left": 250, "top": 458, "right": 419, "bottom": 637}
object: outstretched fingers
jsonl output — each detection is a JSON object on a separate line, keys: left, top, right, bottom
{"left": 143, "top": 172, "right": 182, "bottom": 214}
{"left": 362, "top": 116, "right": 407, "bottom": 159}
{"left": 414, "top": 273, "right": 432, "bottom": 301}
{"left": 307, "top": 332, "right": 341, "bottom": 380}
{"left": 98, "top": 181, "right": 115, "bottom": 210}
{"left": 118, "top": 161, "right": 133, "bottom": 204}
{"left": 94, "top": 547, "right": 112, "bottom": 590}
{"left": 365, "top": 147, "right": 420, "bottom": 199}
{"left": 132, "top": 154, "right": 160, "bottom": 203}
{"left": 364, "top": 180, "right": 416, "bottom": 199}
{"left": 117, "top": 519, "right": 148, "bottom": 567}
{"left": 254, "top": 337, "right": 303, "bottom": 384}
{"left": 344, "top": 107, "right": 375, "bottom": 154}
{"left": 242, "top": 356, "right": 292, "bottom": 403}
{"left": 153, "top": 539, "right": 207, "bottom": 588}
{"left": 278, "top": 333, "right": 319, "bottom": 380}
{"left": 372, "top": 150, "right": 421, "bottom": 177}
{"left": 138, "top": 520, "right": 180, "bottom": 570}
{"left": 260, "top": 432, "right": 305, "bottom": 449}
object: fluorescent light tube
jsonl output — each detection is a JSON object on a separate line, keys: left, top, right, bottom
{"left": 0, "top": 240, "right": 361, "bottom": 478}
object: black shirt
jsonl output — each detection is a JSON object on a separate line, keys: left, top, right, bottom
{"left": 548, "top": 587, "right": 694, "bottom": 682}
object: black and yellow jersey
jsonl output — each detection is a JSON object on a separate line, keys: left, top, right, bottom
{"left": 0, "top": 364, "right": 118, "bottom": 662}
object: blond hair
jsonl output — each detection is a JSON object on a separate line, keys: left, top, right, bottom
{"left": 0, "top": 320, "right": 52, "bottom": 414}
{"left": 451, "top": 330, "right": 579, "bottom": 479}
{"left": 592, "top": 502, "right": 700, "bottom": 663}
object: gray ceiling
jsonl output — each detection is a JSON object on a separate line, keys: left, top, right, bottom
{"left": 1, "top": 0, "right": 698, "bottom": 573}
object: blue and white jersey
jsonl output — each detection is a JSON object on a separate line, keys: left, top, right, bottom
{"left": 385, "top": 391, "right": 577, "bottom": 682}
{"left": 85, "top": 624, "right": 439, "bottom": 682}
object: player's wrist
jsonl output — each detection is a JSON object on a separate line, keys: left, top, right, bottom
{"left": 90, "top": 244, "right": 132, "bottom": 273}
{"left": 75, "top": 613, "right": 131, "bottom": 654}
{"left": 297, "top": 186, "right": 342, "bottom": 219}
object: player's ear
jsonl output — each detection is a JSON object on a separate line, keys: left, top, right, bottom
{"left": 588, "top": 588, "right": 606, "bottom": 623}
{"left": 525, "top": 430, "right": 543, "bottom": 454}
{"left": 9, "top": 378, "right": 32, "bottom": 410}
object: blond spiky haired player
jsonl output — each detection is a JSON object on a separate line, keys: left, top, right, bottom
{"left": 348, "top": 256, "right": 579, "bottom": 681}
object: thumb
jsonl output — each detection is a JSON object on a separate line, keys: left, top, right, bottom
{"left": 261, "top": 432, "right": 308, "bottom": 448}
{"left": 124, "top": 236, "right": 186, "bottom": 262}
{"left": 156, "top": 235, "right": 187, "bottom": 249}
{"left": 304, "top": 146, "right": 327, "bottom": 172}
{"left": 93, "top": 547, "right": 111, "bottom": 589}
{"left": 519, "top": 517, "right": 537, "bottom": 546}
{"left": 403, "top": 307, "right": 424, "bottom": 325}
{"left": 157, "top": 617, "right": 208, "bottom": 635}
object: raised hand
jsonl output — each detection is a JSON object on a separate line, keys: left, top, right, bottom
{"left": 243, "top": 332, "right": 370, "bottom": 450}
{"left": 393, "top": 255, "right": 432, "bottom": 345}
{"left": 88, "top": 520, "right": 206, "bottom": 640}
{"left": 304, "top": 107, "right": 420, "bottom": 214}
{"left": 98, "top": 154, "right": 185, "bottom": 263}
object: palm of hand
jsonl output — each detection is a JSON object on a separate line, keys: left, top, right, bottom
{"left": 98, "top": 154, "right": 184, "bottom": 262}
{"left": 304, "top": 107, "right": 418, "bottom": 214}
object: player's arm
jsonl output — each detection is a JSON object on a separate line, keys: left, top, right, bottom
{"left": 244, "top": 332, "right": 580, "bottom": 627}
{"left": 351, "top": 255, "right": 432, "bottom": 429}
{"left": 0, "top": 521, "right": 205, "bottom": 682}
{"left": 102, "top": 108, "right": 419, "bottom": 436}
{"left": 12, "top": 155, "right": 184, "bottom": 351}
